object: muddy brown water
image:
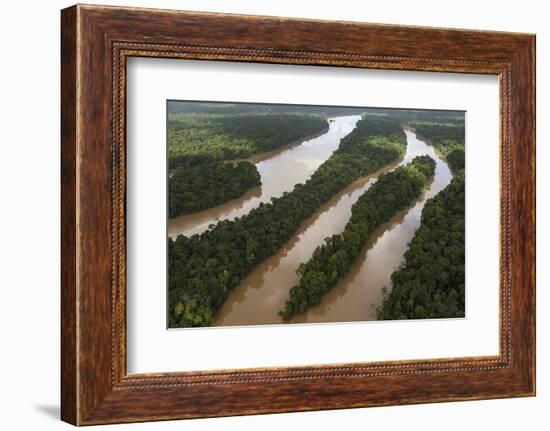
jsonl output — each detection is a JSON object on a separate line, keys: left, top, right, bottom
{"left": 168, "top": 115, "right": 361, "bottom": 238}
{"left": 212, "top": 128, "right": 453, "bottom": 326}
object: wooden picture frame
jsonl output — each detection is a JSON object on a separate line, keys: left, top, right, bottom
{"left": 61, "top": 4, "right": 536, "bottom": 425}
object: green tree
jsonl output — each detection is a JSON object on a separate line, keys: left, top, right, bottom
{"left": 280, "top": 156, "right": 436, "bottom": 320}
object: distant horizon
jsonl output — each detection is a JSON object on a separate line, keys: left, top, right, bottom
{"left": 167, "top": 99, "right": 466, "bottom": 114}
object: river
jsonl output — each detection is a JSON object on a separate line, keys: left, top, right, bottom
{"left": 213, "top": 127, "right": 453, "bottom": 326}
{"left": 168, "top": 115, "right": 361, "bottom": 238}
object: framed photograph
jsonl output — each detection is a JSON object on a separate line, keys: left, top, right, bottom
{"left": 61, "top": 4, "right": 536, "bottom": 425}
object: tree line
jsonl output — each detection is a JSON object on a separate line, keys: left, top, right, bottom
{"left": 410, "top": 121, "right": 465, "bottom": 173}
{"left": 280, "top": 155, "right": 436, "bottom": 320}
{"left": 167, "top": 100, "right": 366, "bottom": 117}
{"left": 168, "top": 115, "right": 408, "bottom": 327}
{"left": 167, "top": 113, "right": 329, "bottom": 217}
{"left": 379, "top": 172, "right": 465, "bottom": 320}
{"left": 168, "top": 155, "right": 260, "bottom": 218}
{"left": 168, "top": 113, "right": 329, "bottom": 160}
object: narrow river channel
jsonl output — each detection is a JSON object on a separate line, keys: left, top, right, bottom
{"left": 213, "top": 128, "right": 453, "bottom": 326}
{"left": 168, "top": 115, "right": 361, "bottom": 238}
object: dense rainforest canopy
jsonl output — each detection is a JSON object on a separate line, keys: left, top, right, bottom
{"left": 378, "top": 117, "right": 466, "bottom": 320}
{"left": 380, "top": 172, "right": 465, "bottom": 319}
{"left": 168, "top": 155, "right": 261, "bottom": 218}
{"left": 168, "top": 113, "right": 329, "bottom": 160}
{"left": 167, "top": 112, "right": 329, "bottom": 217}
{"left": 410, "top": 121, "right": 465, "bottom": 173}
{"left": 165, "top": 102, "right": 466, "bottom": 327}
{"left": 280, "top": 155, "right": 436, "bottom": 320}
{"left": 168, "top": 115, "right": 408, "bottom": 327}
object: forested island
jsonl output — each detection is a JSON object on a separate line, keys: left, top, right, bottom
{"left": 169, "top": 114, "right": 407, "bottom": 327}
{"left": 166, "top": 101, "right": 466, "bottom": 328}
{"left": 280, "top": 155, "right": 436, "bottom": 320}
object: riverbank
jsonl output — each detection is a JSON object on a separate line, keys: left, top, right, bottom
{"left": 168, "top": 115, "right": 360, "bottom": 238}
{"left": 167, "top": 125, "right": 331, "bottom": 235}
{"left": 404, "top": 124, "right": 464, "bottom": 174}
{"left": 213, "top": 155, "right": 405, "bottom": 326}
{"left": 404, "top": 125, "right": 446, "bottom": 159}
{"left": 280, "top": 155, "right": 436, "bottom": 320}
{"left": 213, "top": 128, "right": 453, "bottom": 326}
{"left": 168, "top": 115, "right": 404, "bottom": 328}
{"left": 228, "top": 124, "right": 330, "bottom": 165}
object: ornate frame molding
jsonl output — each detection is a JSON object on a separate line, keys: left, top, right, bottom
{"left": 61, "top": 5, "right": 535, "bottom": 425}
